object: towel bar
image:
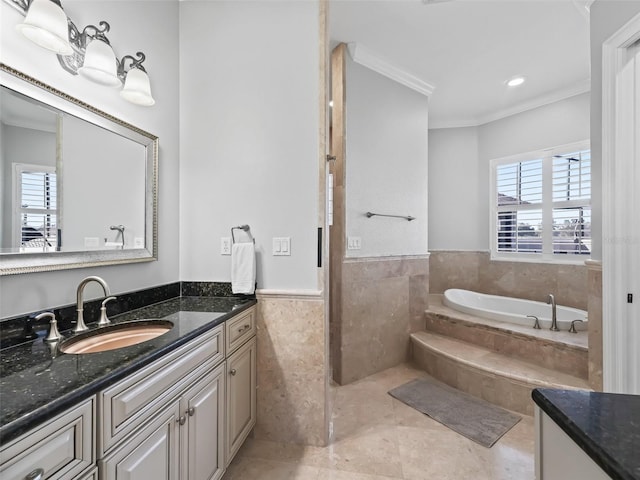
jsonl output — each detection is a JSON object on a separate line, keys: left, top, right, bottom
{"left": 365, "top": 212, "right": 415, "bottom": 221}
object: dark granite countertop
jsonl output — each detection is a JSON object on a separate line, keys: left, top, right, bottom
{"left": 533, "top": 388, "right": 640, "bottom": 480}
{"left": 0, "top": 296, "right": 256, "bottom": 445}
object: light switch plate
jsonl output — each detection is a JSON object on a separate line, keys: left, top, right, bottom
{"left": 347, "top": 236, "right": 361, "bottom": 250}
{"left": 84, "top": 237, "right": 99, "bottom": 248}
{"left": 221, "top": 237, "right": 231, "bottom": 255}
{"left": 273, "top": 237, "right": 291, "bottom": 256}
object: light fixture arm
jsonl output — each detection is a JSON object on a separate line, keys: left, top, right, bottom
{"left": 5, "top": 0, "right": 28, "bottom": 12}
{"left": 78, "top": 20, "right": 111, "bottom": 48}
{"left": 117, "top": 51, "right": 147, "bottom": 81}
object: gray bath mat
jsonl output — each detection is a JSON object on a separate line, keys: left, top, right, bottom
{"left": 389, "top": 378, "right": 521, "bottom": 448}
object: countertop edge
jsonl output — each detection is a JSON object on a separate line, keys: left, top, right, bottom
{"left": 532, "top": 388, "right": 634, "bottom": 480}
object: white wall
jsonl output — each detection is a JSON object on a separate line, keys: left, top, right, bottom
{"left": 478, "top": 92, "right": 590, "bottom": 161}
{"left": 1, "top": 125, "right": 56, "bottom": 248}
{"left": 428, "top": 92, "right": 590, "bottom": 251}
{"left": 345, "top": 56, "right": 429, "bottom": 257}
{"left": 0, "top": 1, "right": 180, "bottom": 317}
{"left": 62, "top": 116, "right": 145, "bottom": 251}
{"left": 178, "top": 1, "right": 320, "bottom": 290}
{"left": 590, "top": 0, "right": 640, "bottom": 261}
{"left": 427, "top": 126, "right": 479, "bottom": 250}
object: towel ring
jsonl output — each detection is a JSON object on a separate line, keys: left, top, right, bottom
{"left": 231, "top": 225, "right": 255, "bottom": 244}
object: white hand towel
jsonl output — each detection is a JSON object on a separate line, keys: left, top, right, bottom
{"left": 231, "top": 242, "right": 256, "bottom": 294}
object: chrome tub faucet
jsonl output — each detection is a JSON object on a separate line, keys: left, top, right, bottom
{"left": 75, "top": 276, "right": 111, "bottom": 332}
{"left": 547, "top": 294, "right": 559, "bottom": 331}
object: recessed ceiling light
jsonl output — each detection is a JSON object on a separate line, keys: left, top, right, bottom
{"left": 506, "top": 76, "right": 526, "bottom": 87}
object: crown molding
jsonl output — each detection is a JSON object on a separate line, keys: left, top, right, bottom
{"left": 476, "top": 79, "right": 591, "bottom": 126}
{"left": 347, "top": 42, "right": 435, "bottom": 97}
{"left": 429, "top": 79, "right": 591, "bottom": 130}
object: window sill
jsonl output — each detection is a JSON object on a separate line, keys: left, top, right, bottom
{"left": 490, "top": 253, "right": 591, "bottom": 266}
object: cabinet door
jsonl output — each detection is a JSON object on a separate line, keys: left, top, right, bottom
{"left": 182, "top": 364, "right": 226, "bottom": 480}
{"left": 226, "top": 336, "right": 256, "bottom": 465}
{"left": 101, "top": 402, "right": 180, "bottom": 480}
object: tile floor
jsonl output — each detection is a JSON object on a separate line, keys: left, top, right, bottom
{"left": 223, "top": 363, "right": 535, "bottom": 480}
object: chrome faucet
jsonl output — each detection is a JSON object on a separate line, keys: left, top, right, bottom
{"left": 75, "top": 276, "right": 111, "bottom": 332}
{"left": 547, "top": 294, "right": 559, "bottom": 331}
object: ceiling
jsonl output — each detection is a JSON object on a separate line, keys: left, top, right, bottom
{"left": 1, "top": 88, "right": 58, "bottom": 133}
{"left": 329, "top": 0, "right": 592, "bottom": 128}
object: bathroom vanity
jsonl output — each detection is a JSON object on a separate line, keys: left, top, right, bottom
{"left": 0, "top": 295, "right": 257, "bottom": 480}
{"left": 533, "top": 388, "right": 640, "bottom": 480}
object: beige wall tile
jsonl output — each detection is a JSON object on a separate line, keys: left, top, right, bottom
{"left": 430, "top": 250, "right": 588, "bottom": 310}
{"left": 334, "top": 257, "right": 429, "bottom": 385}
{"left": 587, "top": 264, "right": 603, "bottom": 390}
{"left": 256, "top": 296, "right": 328, "bottom": 446}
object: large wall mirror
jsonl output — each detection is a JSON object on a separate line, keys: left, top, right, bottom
{"left": 0, "top": 64, "right": 158, "bottom": 275}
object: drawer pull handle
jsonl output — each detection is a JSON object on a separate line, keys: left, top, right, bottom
{"left": 187, "top": 407, "right": 196, "bottom": 416}
{"left": 177, "top": 415, "right": 186, "bottom": 426}
{"left": 237, "top": 324, "right": 250, "bottom": 333}
{"left": 230, "top": 368, "right": 237, "bottom": 376}
{"left": 25, "top": 469, "right": 44, "bottom": 480}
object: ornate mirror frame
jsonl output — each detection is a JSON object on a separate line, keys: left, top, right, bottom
{"left": 0, "top": 64, "right": 158, "bottom": 275}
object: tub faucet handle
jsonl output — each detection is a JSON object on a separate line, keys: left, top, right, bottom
{"left": 527, "top": 315, "right": 541, "bottom": 329}
{"left": 569, "top": 319, "right": 584, "bottom": 333}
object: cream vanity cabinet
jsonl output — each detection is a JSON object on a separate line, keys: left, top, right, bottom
{"left": 0, "top": 397, "right": 96, "bottom": 480}
{"left": 100, "top": 364, "right": 225, "bottom": 480}
{"left": 225, "top": 306, "right": 257, "bottom": 465}
{"left": 0, "top": 305, "right": 257, "bottom": 480}
{"left": 100, "top": 304, "right": 257, "bottom": 480}
{"left": 99, "top": 323, "right": 226, "bottom": 480}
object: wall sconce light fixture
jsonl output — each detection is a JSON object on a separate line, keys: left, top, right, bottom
{"left": 5, "top": 0, "right": 155, "bottom": 106}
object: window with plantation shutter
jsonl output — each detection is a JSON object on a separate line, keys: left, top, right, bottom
{"left": 491, "top": 142, "right": 590, "bottom": 262}
{"left": 15, "top": 164, "right": 58, "bottom": 251}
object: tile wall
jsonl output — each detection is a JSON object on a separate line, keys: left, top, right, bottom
{"left": 331, "top": 256, "right": 429, "bottom": 385}
{"left": 254, "top": 292, "right": 329, "bottom": 446}
{"left": 429, "top": 251, "right": 588, "bottom": 310}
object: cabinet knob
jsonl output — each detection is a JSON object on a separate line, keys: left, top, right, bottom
{"left": 25, "top": 469, "right": 44, "bottom": 480}
{"left": 187, "top": 407, "right": 195, "bottom": 416}
{"left": 177, "top": 415, "right": 186, "bottom": 426}
{"left": 230, "top": 368, "right": 237, "bottom": 376}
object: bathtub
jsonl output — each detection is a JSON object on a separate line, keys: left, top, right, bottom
{"left": 442, "top": 289, "right": 588, "bottom": 331}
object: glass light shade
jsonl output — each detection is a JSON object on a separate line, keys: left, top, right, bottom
{"left": 78, "top": 38, "right": 121, "bottom": 87}
{"left": 120, "top": 68, "right": 155, "bottom": 106}
{"left": 16, "top": 0, "right": 73, "bottom": 55}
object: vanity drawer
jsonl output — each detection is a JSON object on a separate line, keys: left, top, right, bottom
{"left": 99, "top": 324, "right": 224, "bottom": 455}
{"left": 0, "top": 397, "right": 95, "bottom": 480}
{"left": 225, "top": 306, "right": 256, "bottom": 354}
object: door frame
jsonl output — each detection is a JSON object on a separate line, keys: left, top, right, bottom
{"left": 601, "top": 11, "right": 640, "bottom": 393}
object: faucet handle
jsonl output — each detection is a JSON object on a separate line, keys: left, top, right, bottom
{"left": 98, "top": 296, "right": 118, "bottom": 326}
{"left": 569, "top": 319, "right": 584, "bottom": 333}
{"left": 36, "top": 312, "right": 63, "bottom": 343}
{"left": 526, "top": 315, "right": 541, "bottom": 329}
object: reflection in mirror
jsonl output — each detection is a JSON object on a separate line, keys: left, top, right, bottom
{"left": 0, "top": 64, "right": 158, "bottom": 275}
